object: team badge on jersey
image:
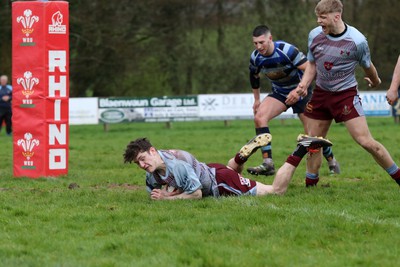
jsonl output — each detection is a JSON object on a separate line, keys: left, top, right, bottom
{"left": 324, "top": 62, "right": 333, "bottom": 71}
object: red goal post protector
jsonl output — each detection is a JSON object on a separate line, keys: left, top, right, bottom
{"left": 12, "top": 1, "right": 69, "bottom": 178}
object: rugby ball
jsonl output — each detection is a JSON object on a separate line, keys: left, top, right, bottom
{"left": 166, "top": 185, "right": 177, "bottom": 193}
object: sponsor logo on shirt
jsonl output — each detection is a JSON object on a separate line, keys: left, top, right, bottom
{"left": 340, "top": 50, "right": 351, "bottom": 57}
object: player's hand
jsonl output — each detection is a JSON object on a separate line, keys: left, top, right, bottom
{"left": 295, "top": 84, "right": 307, "bottom": 97}
{"left": 2, "top": 95, "right": 10, "bottom": 102}
{"left": 150, "top": 189, "right": 165, "bottom": 200}
{"left": 253, "top": 100, "right": 261, "bottom": 114}
{"left": 386, "top": 89, "right": 399, "bottom": 106}
{"left": 285, "top": 90, "right": 301, "bottom": 106}
{"left": 364, "top": 77, "right": 381, "bottom": 88}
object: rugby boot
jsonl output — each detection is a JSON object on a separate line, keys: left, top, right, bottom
{"left": 328, "top": 158, "right": 341, "bottom": 174}
{"left": 247, "top": 161, "right": 275, "bottom": 176}
{"left": 297, "top": 134, "right": 332, "bottom": 151}
{"left": 239, "top": 133, "right": 272, "bottom": 160}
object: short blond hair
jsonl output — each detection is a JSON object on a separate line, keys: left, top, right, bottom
{"left": 315, "top": 0, "right": 343, "bottom": 15}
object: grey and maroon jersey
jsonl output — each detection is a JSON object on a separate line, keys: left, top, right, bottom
{"left": 145, "top": 149, "right": 219, "bottom": 197}
{"left": 307, "top": 24, "right": 371, "bottom": 92}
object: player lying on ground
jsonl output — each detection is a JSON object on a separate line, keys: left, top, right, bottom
{"left": 123, "top": 133, "right": 332, "bottom": 200}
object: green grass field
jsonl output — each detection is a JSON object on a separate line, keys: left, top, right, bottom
{"left": 0, "top": 118, "right": 400, "bottom": 267}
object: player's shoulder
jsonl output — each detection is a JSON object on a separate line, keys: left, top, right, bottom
{"left": 250, "top": 49, "right": 260, "bottom": 59}
{"left": 164, "top": 149, "right": 195, "bottom": 163}
{"left": 275, "top": 40, "right": 293, "bottom": 47}
{"left": 250, "top": 50, "right": 265, "bottom": 66}
{"left": 346, "top": 24, "right": 367, "bottom": 45}
{"left": 275, "top": 40, "right": 301, "bottom": 52}
{"left": 159, "top": 149, "right": 178, "bottom": 161}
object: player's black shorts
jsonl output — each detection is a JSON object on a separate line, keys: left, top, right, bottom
{"left": 268, "top": 86, "right": 312, "bottom": 114}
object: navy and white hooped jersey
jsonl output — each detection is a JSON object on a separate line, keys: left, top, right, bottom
{"left": 307, "top": 24, "right": 371, "bottom": 92}
{"left": 145, "top": 150, "right": 218, "bottom": 197}
{"left": 249, "top": 41, "right": 307, "bottom": 97}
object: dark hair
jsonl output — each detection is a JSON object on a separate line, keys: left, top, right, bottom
{"left": 123, "top": 137, "right": 153, "bottom": 163}
{"left": 252, "top": 25, "right": 271, "bottom": 37}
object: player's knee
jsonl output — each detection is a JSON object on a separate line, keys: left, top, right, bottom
{"left": 254, "top": 113, "right": 269, "bottom": 125}
{"left": 355, "top": 136, "right": 377, "bottom": 151}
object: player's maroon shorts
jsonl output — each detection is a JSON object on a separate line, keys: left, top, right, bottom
{"left": 207, "top": 163, "right": 257, "bottom": 196}
{"left": 304, "top": 85, "right": 364, "bottom": 123}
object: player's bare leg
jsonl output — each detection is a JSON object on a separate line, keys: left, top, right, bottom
{"left": 346, "top": 116, "right": 393, "bottom": 168}
{"left": 271, "top": 162, "right": 297, "bottom": 195}
{"left": 255, "top": 181, "right": 274, "bottom": 195}
{"left": 230, "top": 133, "right": 333, "bottom": 195}
{"left": 261, "top": 134, "right": 333, "bottom": 195}
{"left": 248, "top": 97, "right": 287, "bottom": 176}
{"left": 345, "top": 116, "right": 400, "bottom": 185}
{"left": 300, "top": 114, "right": 340, "bottom": 174}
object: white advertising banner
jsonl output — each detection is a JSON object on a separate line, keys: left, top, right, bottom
{"left": 98, "top": 96, "right": 199, "bottom": 123}
{"left": 198, "top": 93, "right": 297, "bottom": 119}
{"left": 359, "top": 91, "right": 391, "bottom": 116}
{"left": 69, "top": 98, "right": 98, "bottom": 125}
{"left": 67, "top": 92, "right": 391, "bottom": 125}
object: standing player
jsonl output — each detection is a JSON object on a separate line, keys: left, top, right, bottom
{"left": 247, "top": 25, "right": 339, "bottom": 176}
{"left": 290, "top": 0, "right": 400, "bottom": 187}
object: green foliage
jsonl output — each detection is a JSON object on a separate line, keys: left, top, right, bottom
{"left": 1, "top": 118, "right": 400, "bottom": 266}
{"left": 2, "top": 1, "right": 399, "bottom": 96}
{"left": 0, "top": 0, "right": 12, "bottom": 76}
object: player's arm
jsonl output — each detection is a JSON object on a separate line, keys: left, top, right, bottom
{"left": 252, "top": 88, "right": 261, "bottom": 114}
{"left": 249, "top": 63, "right": 261, "bottom": 114}
{"left": 285, "top": 61, "right": 316, "bottom": 106}
{"left": 363, "top": 62, "right": 381, "bottom": 88}
{"left": 151, "top": 188, "right": 202, "bottom": 200}
{"left": 296, "top": 60, "right": 316, "bottom": 96}
{"left": 150, "top": 162, "right": 203, "bottom": 200}
{"left": 296, "top": 61, "right": 308, "bottom": 72}
{"left": 387, "top": 55, "right": 400, "bottom": 105}
{"left": 285, "top": 61, "right": 309, "bottom": 104}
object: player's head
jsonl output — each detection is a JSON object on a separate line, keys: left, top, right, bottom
{"left": 315, "top": 0, "right": 343, "bottom": 35}
{"left": 124, "top": 138, "right": 161, "bottom": 173}
{"left": 252, "top": 25, "right": 273, "bottom": 56}
{"left": 315, "top": 0, "right": 343, "bottom": 15}
{"left": 252, "top": 25, "right": 270, "bottom": 38}
{"left": 124, "top": 137, "right": 152, "bottom": 163}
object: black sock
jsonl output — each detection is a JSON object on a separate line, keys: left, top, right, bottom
{"left": 292, "top": 144, "right": 308, "bottom": 159}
